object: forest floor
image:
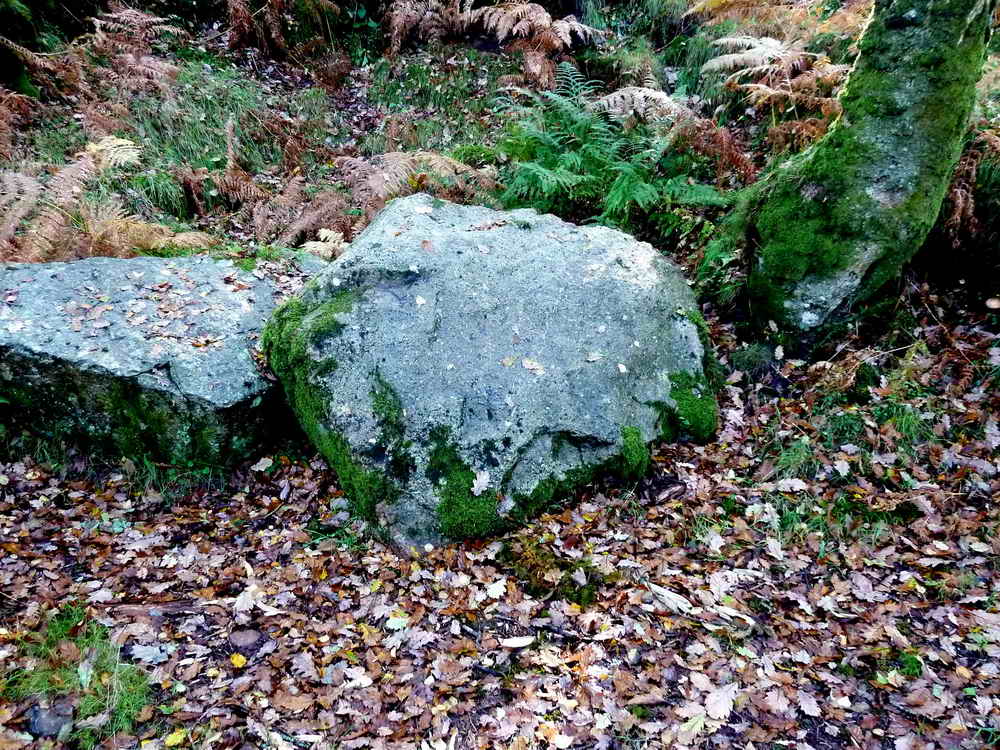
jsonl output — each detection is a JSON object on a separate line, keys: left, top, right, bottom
{"left": 2, "top": 13, "right": 1000, "bottom": 750}
{"left": 3, "top": 284, "right": 999, "bottom": 749}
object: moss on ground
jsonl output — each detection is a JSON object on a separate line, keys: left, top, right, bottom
{"left": 501, "top": 534, "right": 617, "bottom": 607}
{"left": 668, "top": 372, "right": 719, "bottom": 442}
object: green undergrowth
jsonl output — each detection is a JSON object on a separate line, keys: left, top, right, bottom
{"left": 2, "top": 604, "right": 152, "bottom": 748}
{"left": 498, "top": 65, "right": 728, "bottom": 247}
{"left": 363, "top": 46, "right": 517, "bottom": 154}
{"left": 713, "top": 490, "right": 923, "bottom": 551}
{"left": 658, "top": 372, "right": 719, "bottom": 442}
{"left": 85, "top": 59, "right": 337, "bottom": 223}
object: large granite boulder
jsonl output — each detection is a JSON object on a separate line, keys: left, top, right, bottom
{"left": 0, "top": 255, "right": 297, "bottom": 467}
{"left": 264, "top": 194, "right": 719, "bottom": 546}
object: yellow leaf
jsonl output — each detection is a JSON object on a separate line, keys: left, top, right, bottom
{"left": 230, "top": 653, "right": 247, "bottom": 668}
{"left": 164, "top": 728, "right": 186, "bottom": 747}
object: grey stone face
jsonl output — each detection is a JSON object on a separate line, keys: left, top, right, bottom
{"left": 265, "top": 194, "right": 716, "bottom": 547}
{"left": 27, "top": 700, "right": 74, "bottom": 739}
{"left": 0, "top": 255, "right": 288, "bottom": 466}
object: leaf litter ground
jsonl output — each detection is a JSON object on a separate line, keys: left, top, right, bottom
{"left": 1, "top": 292, "right": 999, "bottom": 750}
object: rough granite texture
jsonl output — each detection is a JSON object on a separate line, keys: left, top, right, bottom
{"left": 0, "top": 255, "right": 285, "bottom": 467}
{"left": 263, "top": 194, "right": 717, "bottom": 547}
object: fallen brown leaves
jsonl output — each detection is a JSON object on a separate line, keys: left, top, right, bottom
{"left": 1, "top": 305, "right": 999, "bottom": 749}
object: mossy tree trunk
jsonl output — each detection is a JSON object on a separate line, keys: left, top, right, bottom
{"left": 734, "top": 0, "right": 995, "bottom": 334}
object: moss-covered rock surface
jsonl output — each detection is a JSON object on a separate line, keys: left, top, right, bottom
{"left": 263, "top": 194, "right": 718, "bottom": 548}
{"left": 0, "top": 256, "right": 297, "bottom": 468}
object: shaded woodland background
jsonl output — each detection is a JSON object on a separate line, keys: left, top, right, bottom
{"left": 1, "top": 1, "right": 1000, "bottom": 748}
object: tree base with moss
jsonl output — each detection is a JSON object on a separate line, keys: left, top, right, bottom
{"left": 706, "top": 0, "right": 995, "bottom": 336}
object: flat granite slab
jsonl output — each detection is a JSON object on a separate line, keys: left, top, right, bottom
{"left": 0, "top": 255, "right": 303, "bottom": 467}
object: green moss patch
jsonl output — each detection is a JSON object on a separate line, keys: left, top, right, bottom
{"left": 620, "top": 426, "right": 650, "bottom": 480}
{"left": 501, "top": 534, "right": 616, "bottom": 607}
{"left": 668, "top": 372, "right": 719, "bottom": 443}
{"left": 262, "top": 287, "right": 398, "bottom": 522}
{"left": 429, "top": 426, "right": 502, "bottom": 540}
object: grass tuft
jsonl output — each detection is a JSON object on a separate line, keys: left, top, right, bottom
{"left": 3, "top": 604, "right": 151, "bottom": 748}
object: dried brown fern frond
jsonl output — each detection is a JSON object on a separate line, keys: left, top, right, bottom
{"left": 387, "top": 0, "right": 425, "bottom": 55}
{"left": 20, "top": 153, "right": 98, "bottom": 262}
{"left": 92, "top": 7, "right": 185, "bottom": 58}
{"left": 85, "top": 136, "right": 142, "bottom": 170}
{"left": 219, "top": 169, "right": 272, "bottom": 204}
{"left": 702, "top": 36, "right": 814, "bottom": 84}
{"left": 387, "top": 0, "right": 474, "bottom": 56}
{"left": 667, "top": 118, "right": 758, "bottom": 184}
{"left": 91, "top": 7, "right": 183, "bottom": 94}
{"left": 277, "top": 190, "right": 353, "bottom": 245}
{"left": 742, "top": 82, "right": 840, "bottom": 116}
{"left": 118, "top": 54, "right": 180, "bottom": 95}
{"left": 227, "top": 0, "right": 292, "bottom": 56}
{"left": 80, "top": 198, "right": 218, "bottom": 258}
{"left": 0, "top": 88, "right": 33, "bottom": 160}
{"left": 0, "top": 36, "right": 84, "bottom": 98}
{"left": 263, "top": 0, "right": 289, "bottom": 55}
{"left": 475, "top": 5, "right": 598, "bottom": 88}
{"left": 337, "top": 151, "right": 498, "bottom": 219}
{"left": 165, "top": 231, "right": 218, "bottom": 250}
{"left": 684, "top": 0, "right": 854, "bottom": 39}
{"left": 767, "top": 117, "right": 829, "bottom": 152}
{"left": 384, "top": 115, "right": 420, "bottom": 152}
{"left": 518, "top": 48, "right": 556, "bottom": 89}
{"left": 80, "top": 98, "right": 132, "bottom": 139}
{"left": 80, "top": 198, "right": 160, "bottom": 258}
{"left": 945, "top": 128, "right": 1000, "bottom": 246}
{"left": 814, "top": 0, "right": 871, "bottom": 37}
{"left": 257, "top": 112, "right": 329, "bottom": 172}
{"left": 474, "top": 3, "right": 551, "bottom": 42}
{"left": 473, "top": 3, "right": 599, "bottom": 49}
{"left": 0, "top": 36, "right": 59, "bottom": 77}
{"left": 311, "top": 49, "right": 352, "bottom": 91}
{"left": 706, "top": 38, "right": 848, "bottom": 119}
{"left": 173, "top": 166, "right": 211, "bottom": 216}
{"left": 252, "top": 177, "right": 307, "bottom": 242}
{"left": 0, "top": 171, "right": 42, "bottom": 254}
{"left": 228, "top": 0, "right": 256, "bottom": 50}
{"left": 219, "top": 119, "right": 272, "bottom": 204}
{"left": 684, "top": 0, "right": 770, "bottom": 17}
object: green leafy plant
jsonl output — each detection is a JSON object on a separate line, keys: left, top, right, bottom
{"left": 499, "top": 65, "right": 727, "bottom": 244}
